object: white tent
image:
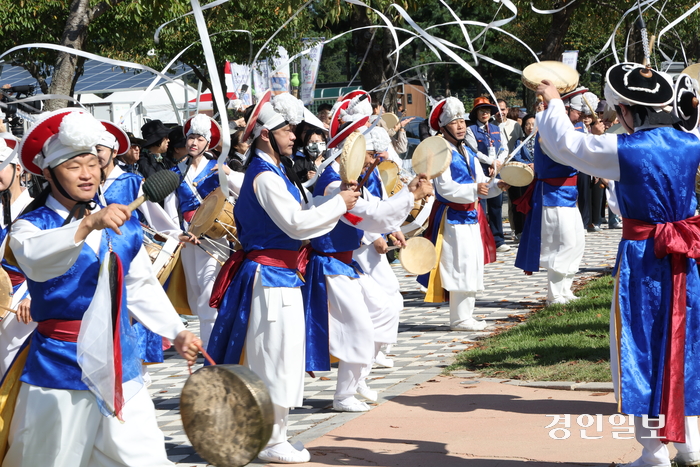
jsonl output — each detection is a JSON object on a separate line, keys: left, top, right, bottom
{"left": 82, "top": 79, "right": 198, "bottom": 135}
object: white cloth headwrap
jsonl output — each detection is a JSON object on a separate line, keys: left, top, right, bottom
{"left": 272, "top": 93, "right": 305, "bottom": 126}
{"left": 187, "top": 113, "right": 213, "bottom": 141}
{"left": 38, "top": 112, "right": 104, "bottom": 170}
{"left": 345, "top": 97, "right": 372, "bottom": 118}
{"left": 96, "top": 131, "right": 118, "bottom": 150}
{"left": 253, "top": 102, "right": 286, "bottom": 139}
{"left": 581, "top": 92, "right": 600, "bottom": 116}
{"left": 366, "top": 126, "right": 392, "bottom": 152}
{"left": 0, "top": 134, "right": 17, "bottom": 163}
{"left": 439, "top": 97, "right": 466, "bottom": 128}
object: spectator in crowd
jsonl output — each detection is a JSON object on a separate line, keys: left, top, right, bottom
{"left": 496, "top": 99, "right": 525, "bottom": 153}
{"left": 292, "top": 128, "right": 327, "bottom": 183}
{"left": 139, "top": 120, "right": 172, "bottom": 177}
{"left": 228, "top": 128, "right": 248, "bottom": 173}
{"left": 166, "top": 126, "right": 188, "bottom": 168}
{"left": 371, "top": 101, "right": 410, "bottom": 156}
{"left": 317, "top": 103, "right": 332, "bottom": 128}
{"left": 117, "top": 132, "right": 145, "bottom": 174}
{"left": 508, "top": 114, "right": 536, "bottom": 242}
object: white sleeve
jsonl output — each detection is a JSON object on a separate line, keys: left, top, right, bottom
{"left": 162, "top": 192, "right": 180, "bottom": 227}
{"left": 536, "top": 99, "right": 621, "bottom": 180}
{"left": 125, "top": 246, "right": 185, "bottom": 340}
{"left": 227, "top": 170, "right": 244, "bottom": 199}
{"left": 9, "top": 220, "right": 85, "bottom": 282}
{"left": 324, "top": 180, "right": 414, "bottom": 234}
{"left": 138, "top": 195, "right": 183, "bottom": 240}
{"left": 465, "top": 127, "right": 494, "bottom": 165}
{"left": 254, "top": 171, "right": 346, "bottom": 240}
{"left": 434, "top": 165, "right": 479, "bottom": 205}
{"left": 606, "top": 181, "right": 621, "bottom": 216}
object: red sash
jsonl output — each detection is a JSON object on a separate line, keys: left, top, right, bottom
{"left": 4, "top": 269, "right": 24, "bottom": 288}
{"left": 424, "top": 199, "right": 496, "bottom": 264}
{"left": 183, "top": 210, "right": 196, "bottom": 223}
{"left": 622, "top": 215, "right": 700, "bottom": 443}
{"left": 209, "top": 247, "right": 309, "bottom": 309}
{"left": 317, "top": 250, "right": 353, "bottom": 264}
{"left": 36, "top": 319, "right": 81, "bottom": 342}
{"left": 513, "top": 175, "right": 578, "bottom": 215}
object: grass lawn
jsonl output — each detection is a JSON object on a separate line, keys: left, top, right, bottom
{"left": 447, "top": 274, "right": 614, "bottom": 382}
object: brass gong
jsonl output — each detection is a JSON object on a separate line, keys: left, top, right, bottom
{"left": 180, "top": 364, "right": 274, "bottom": 466}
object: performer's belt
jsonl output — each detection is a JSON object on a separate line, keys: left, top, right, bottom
{"left": 183, "top": 210, "right": 196, "bottom": 223}
{"left": 513, "top": 175, "right": 577, "bottom": 215}
{"left": 209, "top": 247, "right": 310, "bottom": 309}
{"left": 36, "top": 319, "right": 81, "bottom": 342}
{"left": 316, "top": 250, "right": 354, "bottom": 265}
{"left": 424, "top": 198, "right": 496, "bottom": 264}
{"left": 621, "top": 215, "right": 700, "bottom": 444}
{"left": 4, "top": 268, "right": 24, "bottom": 287}
{"left": 439, "top": 200, "right": 476, "bottom": 212}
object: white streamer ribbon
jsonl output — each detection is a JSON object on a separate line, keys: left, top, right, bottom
{"left": 154, "top": 0, "right": 230, "bottom": 44}
{"left": 190, "top": 0, "right": 231, "bottom": 196}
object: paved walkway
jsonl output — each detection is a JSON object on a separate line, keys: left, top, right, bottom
{"left": 149, "top": 226, "right": 624, "bottom": 466}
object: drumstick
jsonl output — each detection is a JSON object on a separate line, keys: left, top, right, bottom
{"left": 0, "top": 304, "right": 15, "bottom": 314}
{"left": 127, "top": 170, "right": 180, "bottom": 212}
{"left": 356, "top": 158, "right": 382, "bottom": 191}
{"left": 488, "top": 131, "right": 537, "bottom": 184}
{"left": 582, "top": 95, "right": 598, "bottom": 123}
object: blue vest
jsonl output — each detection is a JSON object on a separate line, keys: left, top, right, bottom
{"left": 171, "top": 159, "right": 220, "bottom": 217}
{"left": 101, "top": 171, "right": 146, "bottom": 223}
{"left": 311, "top": 165, "right": 364, "bottom": 254}
{"left": 364, "top": 168, "right": 383, "bottom": 199}
{"left": 534, "top": 136, "right": 578, "bottom": 207}
{"left": 469, "top": 122, "right": 502, "bottom": 171}
{"left": 435, "top": 146, "right": 479, "bottom": 225}
{"left": 18, "top": 206, "right": 143, "bottom": 390}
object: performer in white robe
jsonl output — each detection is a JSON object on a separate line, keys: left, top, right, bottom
{"left": 417, "top": 98, "right": 507, "bottom": 331}
{"left": 208, "top": 91, "right": 361, "bottom": 464}
{"left": 1, "top": 108, "right": 200, "bottom": 467}
{"left": 534, "top": 63, "right": 700, "bottom": 467}
{"left": 0, "top": 133, "right": 35, "bottom": 377}
{"left": 353, "top": 126, "right": 409, "bottom": 370}
{"left": 163, "top": 115, "right": 244, "bottom": 348}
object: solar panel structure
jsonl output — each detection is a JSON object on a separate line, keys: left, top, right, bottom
{"left": 0, "top": 61, "right": 192, "bottom": 94}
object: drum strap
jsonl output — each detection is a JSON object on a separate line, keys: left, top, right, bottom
{"left": 621, "top": 215, "right": 700, "bottom": 444}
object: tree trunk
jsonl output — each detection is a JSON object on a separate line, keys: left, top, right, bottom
{"left": 45, "top": 0, "right": 126, "bottom": 111}
{"left": 45, "top": 0, "right": 91, "bottom": 111}
{"left": 351, "top": 5, "right": 385, "bottom": 92}
{"left": 540, "top": 4, "right": 579, "bottom": 61}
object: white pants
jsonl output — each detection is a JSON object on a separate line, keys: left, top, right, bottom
{"left": 449, "top": 291, "right": 477, "bottom": 327}
{"left": 181, "top": 238, "right": 223, "bottom": 348}
{"left": 3, "top": 383, "right": 172, "bottom": 467}
{"left": 546, "top": 269, "right": 577, "bottom": 303}
{"left": 0, "top": 315, "right": 35, "bottom": 379}
{"left": 631, "top": 416, "right": 700, "bottom": 466}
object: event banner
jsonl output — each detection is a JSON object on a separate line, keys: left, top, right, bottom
{"left": 300, "top": 38, "right": 325, "bottom": 105}
{"left": 270, "top": 46, "right": 291, "bottom": 95}
{"left": 228, "top": 61, "right": 252, "bottom": 106}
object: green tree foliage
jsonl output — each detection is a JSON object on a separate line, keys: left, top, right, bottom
{"left": 0, "top": 0, "right": 312, "bottom": 110}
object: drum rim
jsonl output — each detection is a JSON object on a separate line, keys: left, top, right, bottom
{"left": 521, "top": 61, "right": 579, "bottom": 93}
{"left": 188, "top": 187, "right": 227, "bottom": 238}
{"left": 339, "top": 131, "right": 366, "bottom": 183}
{"left": 411, "top": 136, "right": 452, "bottom": 179}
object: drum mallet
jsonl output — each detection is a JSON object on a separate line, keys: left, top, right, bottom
{"left": 127, "top": 170, "right": 181, "bottom": 212}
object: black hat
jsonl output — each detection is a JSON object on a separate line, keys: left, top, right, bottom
{"left": 126, "top": 131, "right": 145, "bottom": 147}
{"left": 595, "top": 100, "right": 607, "bottom": 114}
{"left": 673, "top": 74, "right": 700, "bottom": 133}
{"left": 168, "top": 126, "right": 187, "bottom": 149}
{"left": 606, "top": 63, "right": 674, "bottom": 107}
{"left": 140, "top": 119, "right": 171, "bottom": 148}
